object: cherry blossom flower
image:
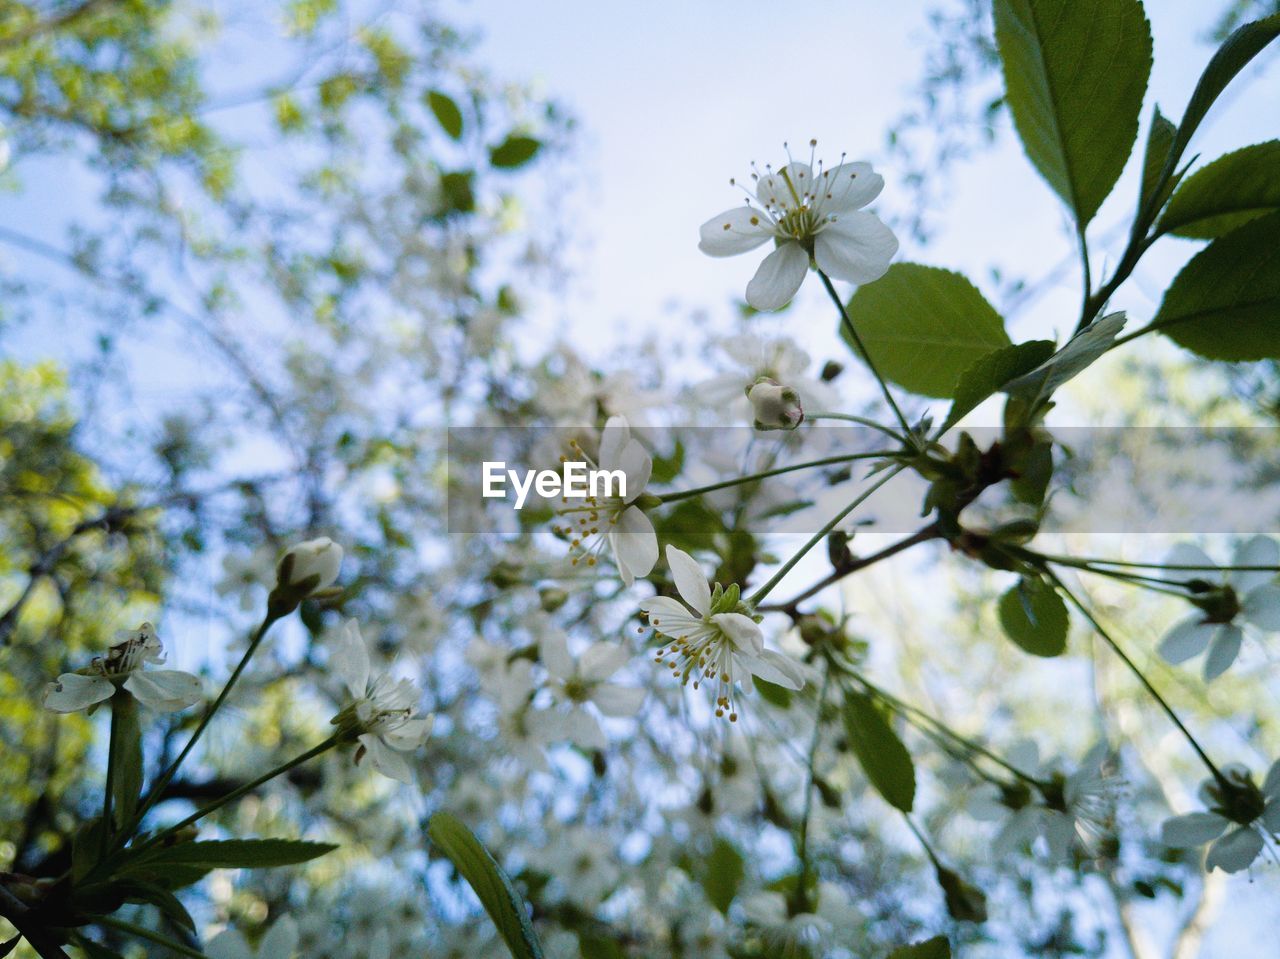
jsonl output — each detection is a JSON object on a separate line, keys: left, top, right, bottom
{"left": 539, "top": 627, "right": 645, "bottom": 748}
{"left": 1162, "top": 761, "right": 1280, "bottom": 873}
{"left": 275, "top": 537, "right": 344, "bottom": 600}
{"left": 43, "top": 623, "right": 203, "bottom": 714}
{"left": 1158, "top": 537, "right": 1280, "bottom": 681}
{"left": 640, "top": 545, "right": 804, "bottom": 720}
{"left": 746, "top": 377, "right": 804, "bottom": 431}
{"left": 698, "top": 142, "right": 898, "bottom": 310}
{"left": 331, "top": 620, "right": 433, "bottom": 784}
{"left": 552, "top": 415, "right": 658, "bottom": 586}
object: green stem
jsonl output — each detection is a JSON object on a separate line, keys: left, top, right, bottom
{"left": 131, "top": 735, "right": 340, "bottom": 857}
{"left": 124, "top": 609, "right": 284, "bottom": 841}
{"left": 818, "top": 269, "right": 914, "bottom": 437}
{"left": 794, "top": 667, "right": 831, "bottom": 911}
{"left": 747, "top": 463, "right": 905, "bottom": 604}
{"left": 93, "top": 917, "right": 206, "bottom": 959}
{"left": 805, "top": 411, "right": 909, "bottom": 446}
{"left": 100, "top": 693, "right": 123, "bottom": 857}
{"left": 1045, "top": 569, "right": 1224, "bottom": 784}
{"left": 1040, "top": 552, "right": 1278, "bottom": 574}
{"left": 656, "top": 450, "right": 893, "bottom": 504}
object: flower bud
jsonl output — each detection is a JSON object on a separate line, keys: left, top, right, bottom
{"left": 271, "top": 537, "right": 343, "bottom": 612}
{"left": 746, "top": 377, "right": 803, "bottom": 431}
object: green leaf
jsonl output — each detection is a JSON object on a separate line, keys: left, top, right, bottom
{"left": 993, "top": 0, "right": 1152, "bottom": 226}
{"left": 1003, "top": 312, "right": 1126, "bottom": 412}
{"left": 440, "top": 171, "right": 475, "bottom": 214}
{"left": 998, "top": 577, "right": 1069, "bottom": 656}
{"left": 73, "top": 939, "right": 127, "bottom": 959}
{"left": 1167, "top": 15, "right": 1280, "bottom": 173}
{"left": 489, "top": 135, "right": 541, "bottom": 169}
{"left": 840, "top": 263, "right": 1010, "bottom": 398}
{"left": 1158, "top": 141, "right": 1280, "bottom": 239}
{"left": 753, "top": 676, "right": 793, "bottom": 709}
{"left": 428, "top": 812, "right": 544, "bottom": 959}
{"left": 1137, "top": 106, "right": 1179, "bottom": 219}
{"left": 701, "top": 837, "right": 745, "bottom": 915}
{"left": 123, "top": 880, "right": 196, "bottom": 931}
{"left": 842, "top": 692, "right": 915, "bottom": 813}
{"left": 1152, "top": 211, "right": 1280, "bottom": 360}
{"left": 889, "top": 936, "right": 952, "bottom": 959}
{"left": 110, "top": 692, "right": 143, "bottom": 831}
{"left": 426, "top": 90, "right": 464, "bottom": 140}
{"left": 944, "top": 340, "right": 1055, "bottom": 428}
{"left": 577, "top": 934, "right": 625, "bottom": 959}
{"left": 122, "top": 838, "right": 337, "bottom": 874}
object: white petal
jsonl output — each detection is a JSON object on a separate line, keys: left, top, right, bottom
{"left": 259, "top": 917, "right": 298, "bottom": 959}
{"left": 598, "top": 415, "right": 630, "bottom": 471}
{"left": 370, "top": 929, "right": 391, "bottom": 959}
{"left": 359, "top": 733, "right": 414, "bottom": 784}
{"left": 665, "top": 545, "right": 711, "bottom": 616}
{"left": 745, "top": 242, "right": 808, "bottom": 311}
{"left": 617, "top": 439, "right": 652, "bottom": 499}
{"left": 1158, "top": 615, "right": 1214, "bottom": 664}
{"left": 1202, "top": 625, "right": 1243, "bottom": 681}
{"left": 756, "top": 163, "right": 813, "bottom": 209}
{"left": 124, "top": 670, "right": 203, "bottom": 712}
{"left": 639, "top": 595, "right": 700, "bottom": 627}
{"left": 743, "top": 649, "right": 805, "bottom": 690}
{"left": 698, "top": 207, "right": 773, "bottom": 257}
{"left": 1167, "top": 543, "right": 1216, "bottom": 571}
{"left": 590, "top": 683, "right": 646, "bottom": 717}
{"left": 332, "top": 619, "right": 370, "bottom": 697}
{"left": 562, "top": 709, "right": 607, "bottom": 749}
{"left": 1243, "top": 584, "right": 1280, "bottom": 631}
{"left": 43, "top": 673, "right": 114, "bottom": 713}
{"left": 610, "top": 506, "right": 658, "bottom": 586}
{"left": 1161, "top": 811, "right": 1229, "bottom": 847}
{"left": 1263, "top": 799, "right": 1280, "bottom": 833}
{"left": 1042, "top": 811, "right": 1077, "bottom": 861}
{"left": 1263, "top": 759, "right": 1280, "bottom": 800}
{"left": 382, "top": 716, "right": 433, "bottom": 751}
{"left": 580, "top": 642, "right": 629, "bottom": 682}
{"left": 711, "top": 613, "right": 763, "bottom": 656}
{"left": 817, "top": 162, "right": 883, "bottom": 212}
{"left": 1205, "top": 825, "right": 1264, "bottom": 873}
{"left": 1230, "top": 535, "right": 1279, "bottom": 593}
{"left": 205, "top": 930, "right": 252, "bottom": 959}
{"left": 813, "top": 211, "right": 898, "bottom": 284}
{"left": 539, "top": 629, "right": 575, "bottom": 681}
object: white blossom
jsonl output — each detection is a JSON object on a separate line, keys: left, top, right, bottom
{"left": 1158, "top": 537, "right": 1280, "bottom": 681}
{"left": 331, "top": 620, "right": 433, "bottom": 784}
{"left": 43, "top": 623, "right": 203, "bottom": 714}
{"left": 539, "top": 627, "right": 644, "bottom": 749}
{"left": 640, "top": 545, "right": 804, "bottom": 720}
{"left": 746, "top": 377, "right": 803, "bottom": 431}
{"left": 698, "top": 143, "right": 898, "bottom": 310}
{"left": 207, "top": 917, "right": 298, "bottom": 959}
{"left": 1162, "top": 761, "right": 1280, "bottom": 873}
{"left": 277, "top": 537, "right": 344, "bottom": 597}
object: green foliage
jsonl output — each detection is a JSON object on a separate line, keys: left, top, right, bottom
{"left": 490, "top": 135, "right": 542, "bottom": 169}
{"left": 427, "top": 90, "right": 465, "bottom": 140}
{"left": 428, "top": 812, "right": 545, "bottom": 959}
{"left": 108, "top": 693, "right": 143, "bottom": 831}
{"left": 1137, "top": 106, "right": 1179, "bottom": 218}
{"left": 1159, "top": 141, "right": 1280, "bottom": 238}
{"left": 993, "top": 0, "right": 1152, "bottom": 226}
{"left": 1154, "top": 211, "right": 1280, "bottom": 360}
{"left": 945, "top": 340, "right": 1056, "bottom": 427}
{"left": 1003, "top": 312, "right": 1126, "bottom": 420}
{"left": 841, "top": 263, "right": 1010, "bottom": 398}
{"left": 701, "top": 837, "right": 745, "bottom": 915}
{"left": 120, "top": 838, "right": 338, "bottom": 873}
{"left": 888, "top": 936, "right": 951, "bottom": 959}
{"left": 998, "top": 577, "right": 1069, "bottom": 656}
{"left": 842, "top": 692, "right": 915, "bottom": 813}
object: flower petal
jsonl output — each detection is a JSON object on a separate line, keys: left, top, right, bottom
{"left": 742, "top": 649, "right": 805, "bottom": 690}
{"left": 1263, "top": 798, "right": 1280, "bottom": 833}
{"left": 206, "top": 929, "right": 252, "bottom": 959}
{"left": 1167, "top": 542, "right": 1216, "bottom": 572}
{"left": 1230, "top": 535, "right": 1279, "bottom": 593}
{"left": 598, "top": 415, "right": 630, "bottom": 471}
{"left": 665, "top": 545, "right": 711, "bottom": 616}
{"left": 1205, "top": 825, "right": 1264, "bottom": 873}
{"left": 711, "top": 613, "right": 763, "bottom": 656}
{"left": 745, "top": 242, "right": 808, "bottom": 311}
{"left": 698, "top": 207, "right": 773, "bottom": 257}
{"left": 1202, "top": 624, "right": 1243, "bottom": 681}
{"left": 1158, "top": 615, "right": 1214, "bottom": 664}
{"left": 756, "top": 163, "right": 813, "bottom": 209}
{"left": 1243, "top": 584, "right": 1280, "bottom": 631}
{"left": 1263, "top": 758, "right": 1280, "bottom": 800}
{"left": 259, "top": 917, "right": 298, "bottom": 959}
{"left": 124, "top": 670, "right": 203, "bottom": 712}
{"left": 617, "top": 439, "right": 652, "bottom": 500}
{"left": 610, "top": 506, "right": 658, "bottom": 586}
{"left": 580, "top": 642, "right": 629, "bottom": 682}
{"left": 43, "top": 673, "right": 114, "bottom": 713}
{"left": 359, "top": 733, "right": 414, "bottom": 784}
{"left": 332, "top": 619, "right": 370, "bottom": 697}
{"left": 638, "top": 595, "right": 703, "bottom": 634}
{"left": 539, "top": 629, "right": 575, "bottom": 681}
{"left": 1161, "top": 811, "right": 1229, "bottom": 847}
{"left": 817, "top": 162, "right": 883, "bottom": 212}
{"left": 590, "top": 683, "right": 646, "bottom": 717}
{"left": 382, "top": 716, "right": 433, "bottom": 751}
{"left": 813, "top": 211, "right": 898, "bottom": 284}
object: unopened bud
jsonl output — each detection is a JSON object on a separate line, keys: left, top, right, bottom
{"left": 746, "top": 377, "right": 803, "bottom": 431}
{"left": 271, "top": 537, "right": 343, "bottom": 614}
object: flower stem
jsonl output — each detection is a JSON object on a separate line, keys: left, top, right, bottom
{"left": 1045, "top": 569, "right": 1225, "bottom": 785}
{"left": 656, "top": 450, "right": 893, "bottom": 504}
{"left": 817, "top": 269, "right": 914, "bottom": 438}
{"left": 99, "top": 692, "right": 126, "bottom": 858}
{"left": 793, "top": 667, "right": 831, "bottom": 912}
{"left": 747, "top": 463, "right": 905, "bottom": 605}
{"left": 805, "top": 411, "right": 909, "bottom": 446}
